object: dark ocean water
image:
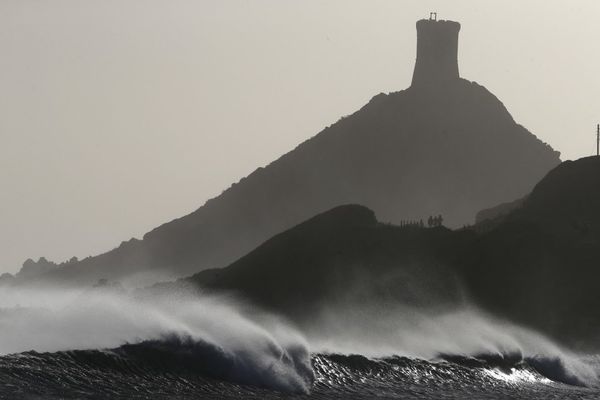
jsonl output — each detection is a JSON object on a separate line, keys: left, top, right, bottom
{"left": 1, "top": 342, "right": 599, "bottom": 400}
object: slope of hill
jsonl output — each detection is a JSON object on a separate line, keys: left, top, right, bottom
{"left": 461, "top": 156, "right": 600, "bottom": 347}
{"left": 511, "top": 156, "right": 600, "bottom": 234}
{"left": 9, "top": 18, "right": 560, "bottom": 285}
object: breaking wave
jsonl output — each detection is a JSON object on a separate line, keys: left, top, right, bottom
{"left": 0, "top": 286, "right": 598, "bottom": 399}
{"left": 0, "top": 286, "right": 313, "bottom": 395}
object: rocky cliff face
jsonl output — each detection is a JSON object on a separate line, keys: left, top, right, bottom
{"left": 15, "top": 19, "right": 561, "bottom": 285}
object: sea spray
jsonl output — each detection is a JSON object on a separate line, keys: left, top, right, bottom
{"left": 0, "top": 286, "right": 313, "bottom": 393}
{"left": 0, "top": 285, "right": 598, "bottom": 394}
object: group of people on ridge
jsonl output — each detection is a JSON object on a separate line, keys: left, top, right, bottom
{"left": 428, "top": 215, "right": 443, "bottom": 227}
{"left": 399, "top": 214, "right": 444, "bottom": 228}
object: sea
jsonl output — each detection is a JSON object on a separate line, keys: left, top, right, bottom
{"left": 1, "top": 348, "right": 600, "bottom": 399}
{"left": 0, "top": 287, "right": 598, "bottom": 399}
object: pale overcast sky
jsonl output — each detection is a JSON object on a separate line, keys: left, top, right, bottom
{"left": 1, "top": 1, "right": 598, "bottom": 273}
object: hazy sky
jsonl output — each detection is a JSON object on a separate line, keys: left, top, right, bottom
{"left": 1, "top": 1, "right": 599, "bottom": 273}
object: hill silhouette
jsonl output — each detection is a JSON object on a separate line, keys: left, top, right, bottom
{"left": 183, "top": 157, "right": 600, "bottom": 350}
{"left": 186, "top": 204, "right": 468, "bottom": 319}
{"left": 461, "top": 156, "right": 600, "bottom": 347}
{"left": 9, "top": 18, "right": 560, "bottom": 285}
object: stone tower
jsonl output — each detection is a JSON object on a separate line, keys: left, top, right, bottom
{"left": 411, "top": 18, "right": 461, "bottom": 88}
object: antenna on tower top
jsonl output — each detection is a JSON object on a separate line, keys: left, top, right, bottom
{"left": 429, "top": 12, "right": 437, "bottom": 21}
{"left": 596, "top": 124, "right": 599, "bottom": 156}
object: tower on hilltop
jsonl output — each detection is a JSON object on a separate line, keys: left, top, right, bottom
{"left": 411, "top": 15, "right": 461, "bottom": 88}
